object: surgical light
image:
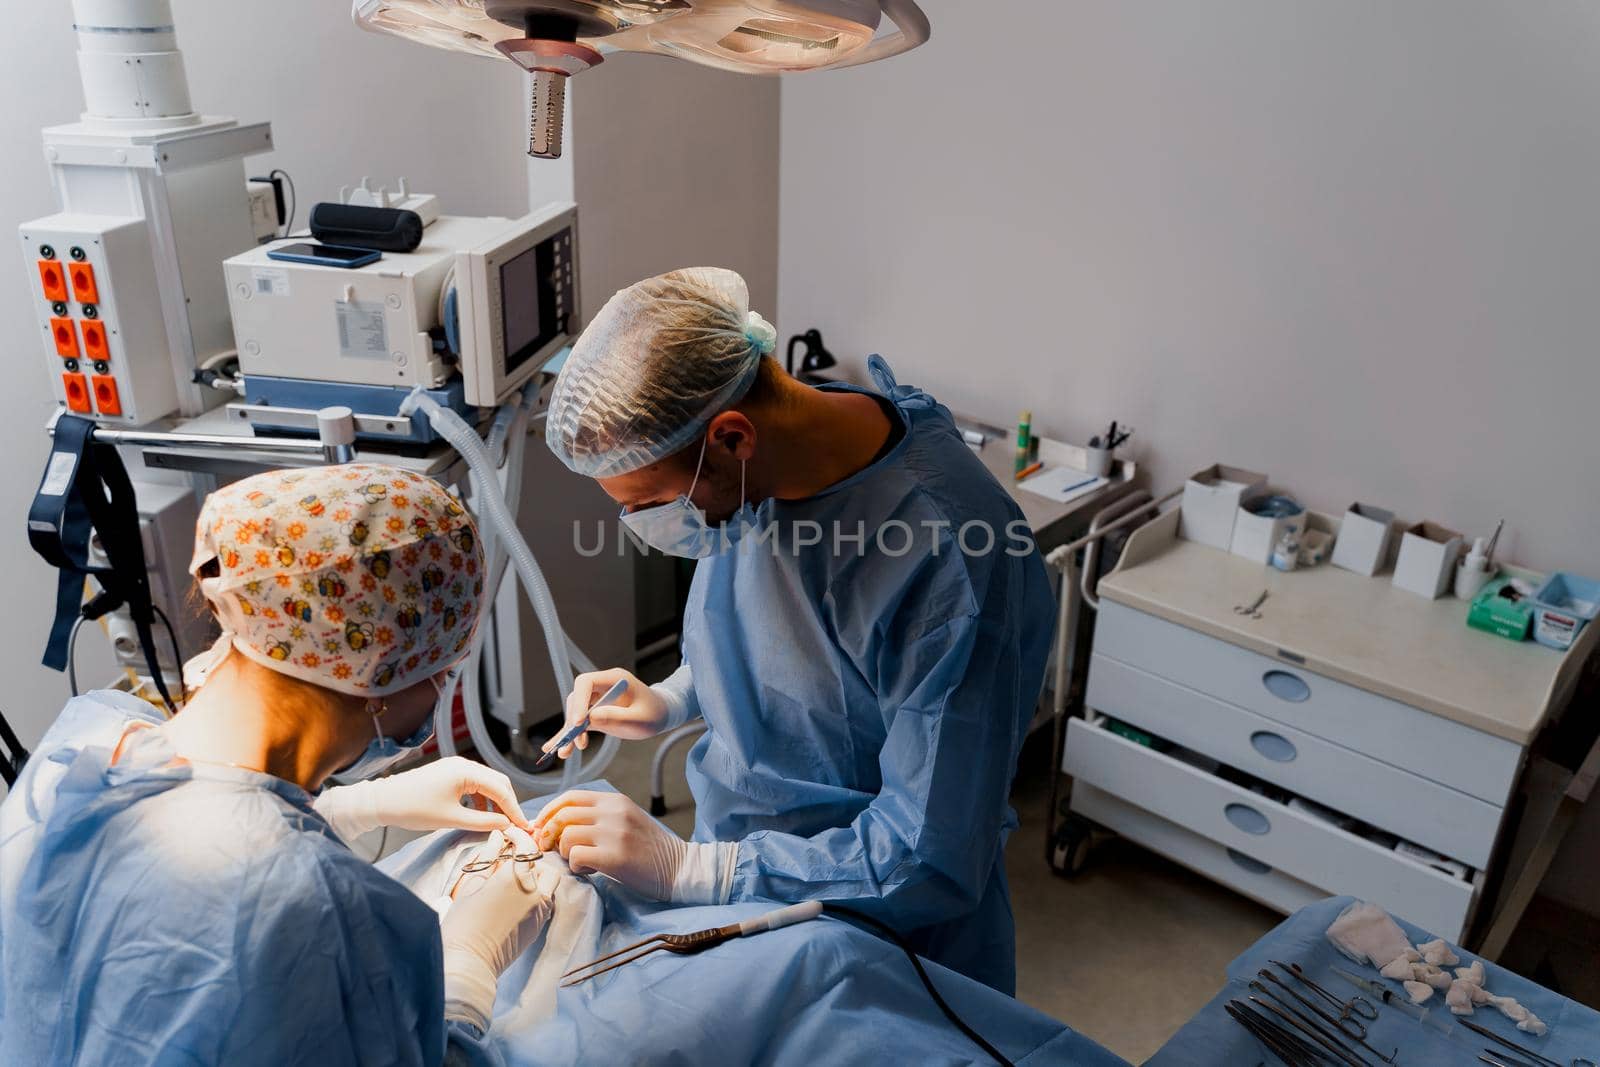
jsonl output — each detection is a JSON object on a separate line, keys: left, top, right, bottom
{"left": 353, "top": 0, "right": 929, "bottom": 158}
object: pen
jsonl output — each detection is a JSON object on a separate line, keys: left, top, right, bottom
{"left": 1015, "top": 461, "right": 1043, "bottom": 481}
{"left": 532, "top": 677, "right": 629, "bottom": 771}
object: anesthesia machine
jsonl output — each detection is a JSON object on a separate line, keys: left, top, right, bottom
{"left": 17, "top": 0, "right": 929, "bottom": 790}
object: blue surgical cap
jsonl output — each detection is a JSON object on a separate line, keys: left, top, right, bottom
{"left": 546, "top": 268, "right": 778, "bottom": 479}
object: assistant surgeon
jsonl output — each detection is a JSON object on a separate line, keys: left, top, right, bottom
{"left": 0, "top": 464, "right": 554, "bottom": 1066}
{"left": 534, "top": 268, "right": 1055, "bottom": 993}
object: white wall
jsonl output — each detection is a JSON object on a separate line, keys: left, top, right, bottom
{"left": 778, "top": 0, "right": 1600, "bottom": 915}
{"left": 0, "top": 1, "right": 527, "bottom": 750}
{"left": 574, "top": 54, "right": 781, "bottom": 317}
{"left": 780, "top": 0, "right": 1600, "bottom": 573}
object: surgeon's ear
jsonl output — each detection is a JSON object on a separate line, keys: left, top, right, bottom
{"left": 706, "top": 410, "right": 756, "bottom": 461}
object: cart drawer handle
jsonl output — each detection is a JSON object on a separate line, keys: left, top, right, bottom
{"left": 1262, "top": 669, "right": 1311, "bottom": 703}
{"left": 1225, "top": 802, "right": 1271, "bottom": 836}
{"left": 1226, "top": 849, "right": 1273, "bottom": 875}
{"left": 1250, "top": 730, "right": 1298, "bottom": 763}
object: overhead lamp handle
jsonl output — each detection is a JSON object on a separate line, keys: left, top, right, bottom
{"left": 832, "top": 0, "right": 930, "bottom": 70}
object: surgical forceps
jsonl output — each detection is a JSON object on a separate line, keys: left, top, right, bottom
{"left": 1244, "top": 992, "right": 1367, "bottom": 1067}
{"left": 1254, "top": 972, "right": 1398, "bottom": 1064}
{"left": 460, "top": 838, "right": 540, "bottom": 874}
{"left": 1461, "top": 1019, "right": 1596, "bottom": 1067}
{"left": 561, "top": 900, "right": 823, "bottom": 987}
{"left": 1272, "top": 960, "right": 1379, "bottom": 1026}
{"left": 1235, "top": 589, "right": 1270, "bottom": 619}
{"left": 1227, "top": 1001, "right": 1330, "bottom": 1067}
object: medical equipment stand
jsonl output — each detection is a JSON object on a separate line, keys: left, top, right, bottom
{"left": 1041, "top": 486, "right": 1183, "bottom": 874}
{"left": 0, "top": 710, "right": 31, "bottom": 788}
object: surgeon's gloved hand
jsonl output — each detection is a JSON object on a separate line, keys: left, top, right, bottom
{"left": 541, "top": 668, "right": 671, "bottom": 760}
{"left": 440, "top": 827, "right": 558, "bottom": 1031}
{"left": 314, "top": 756, "right": 532, "bottom": 843}
{"left": 533, "top": 789, "right": 737, "bottom": 905}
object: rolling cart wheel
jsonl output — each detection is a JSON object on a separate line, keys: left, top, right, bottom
{"left": 1049, "top": 815, "right": 1095, "bottom": 877}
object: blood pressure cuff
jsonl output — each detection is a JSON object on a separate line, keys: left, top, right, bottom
{"left": 26, "top": 416, "right": 174, "bottom": 710}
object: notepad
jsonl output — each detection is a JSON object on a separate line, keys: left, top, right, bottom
{"left": 1018, "top": 465, "right": 1107, "bottom": 505}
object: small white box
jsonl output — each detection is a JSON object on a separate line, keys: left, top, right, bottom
{"left": 1392, "top": 522, "right": 1464, "bottom": 599}
{"left": 1229, "top": 493, "right": 1306, "bottom": 564}
{"left": 1331, "top": 502, "right": 1396, "bottom": 576}
{"left": 1179, "top": 464, "right": 1267, "bottom": 550}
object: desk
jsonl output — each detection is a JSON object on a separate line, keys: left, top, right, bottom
{"left": 1148, "top": 896, "right": 1600, "bottom": 1066}
{"left": 955, "top": 415, "right": 1138, "bottom": 552}
{"left": 1066, "top": 508, "right": 1597, "bottom": 940}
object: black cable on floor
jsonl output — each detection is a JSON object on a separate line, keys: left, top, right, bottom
{"left": 824, "top": 904, "right": 1014, "bottom": 1067}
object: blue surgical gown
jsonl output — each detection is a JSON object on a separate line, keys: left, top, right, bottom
{"left": 0, "top": 691, "right": 498, "bottom": 1067}
{"left": 671, "top": 356, "right": 1055, "bottom": 994}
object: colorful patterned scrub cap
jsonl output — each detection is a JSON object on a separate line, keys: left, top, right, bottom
{"left": 188, "top": 463, "right": 485, "bottom": 697}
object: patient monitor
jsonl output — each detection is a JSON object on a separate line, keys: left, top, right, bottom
{"left": 223, "top": 201, "right": 578, "bottom": 436}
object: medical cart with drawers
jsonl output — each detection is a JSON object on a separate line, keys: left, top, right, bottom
{"left": 1060, "top": 507, "right": 1597, "bottom": 942}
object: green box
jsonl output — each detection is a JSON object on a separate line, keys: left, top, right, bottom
{"left": 1467, "top": 575, "right": 1534, "bottom": 641}
{"left": 1105, "top": 718, "right": 1155, "bottom": 747}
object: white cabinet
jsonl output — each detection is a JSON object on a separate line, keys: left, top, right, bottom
{"left": 1067, "top": 509, "right": 1597, "bottom": 942}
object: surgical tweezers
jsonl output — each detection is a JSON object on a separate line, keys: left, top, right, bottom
{"left": 561, "top": 900, "right": 823, "bottom": 987}
{"left": 1235, "top": 590, "right": 1270, "bottom": 619}
{"left": 1461, "top": 1019, "right": 1596, "bottom": 1067}
{"left": 1244, "top": 993, "right": 1365, "bottom": 1067}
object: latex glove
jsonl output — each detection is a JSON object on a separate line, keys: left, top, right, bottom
{"left": 315, "top": 756, "right": 532, "bottom": 843}
{"left": 440, "top": 827, "right": 558, "bottom": 1030}
{"left": 532, "top": 789, "right": 736, "bottom": 904}
{"left": 541, "top": 668, "right": 670, "bottom": 760}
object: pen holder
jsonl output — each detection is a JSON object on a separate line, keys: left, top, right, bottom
{"left": 1084, "top": 445, "right": 1111, "bottom": 477}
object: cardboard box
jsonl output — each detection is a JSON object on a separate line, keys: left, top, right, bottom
{"left": 1467, "top": 575, "right": 1533, "bottom": 640}
{"left": 1229, "top": 492, "right": 1305, "bottom": 564}
{"left": 1179, "top": 464, "right": 1266, "bottom": 551}
{"left": 1330, "top": 502, "right": 1395, "bottom": 576}
{"left": 1392, "top": 521, "right": 1464, "bottom": 599}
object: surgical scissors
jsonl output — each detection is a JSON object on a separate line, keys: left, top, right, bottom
{"left": 1235, "top": 590, "right": 1270, "bottom": 618}
{"left": 561, "top": 900, "right": 822, "bottom": 987}
{"left": 1255, "top": 971, "right": 1397, "bottom": 1063}
{"left": 1271, "top": 960, "right": 1378, "bottom": 1023}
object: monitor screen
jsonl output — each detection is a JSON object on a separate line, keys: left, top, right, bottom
{"left": 499, "top": 242, "right": 547, "bottom": 372}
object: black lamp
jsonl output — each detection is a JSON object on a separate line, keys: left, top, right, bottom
{"left": 785, "top": 328, "right": 838, "bottom": 383}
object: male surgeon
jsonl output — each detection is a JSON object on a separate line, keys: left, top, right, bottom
{"left": 534, "top": 268, "right": 1053, "bottom": 993}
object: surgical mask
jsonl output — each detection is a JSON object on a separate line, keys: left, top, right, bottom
{"left": 334, "top": 697, "right": 437, "bottom": 783}
{"left": 620, "top": 436, "right": 748, "bottom": 559}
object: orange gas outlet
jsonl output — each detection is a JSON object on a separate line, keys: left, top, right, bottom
{"left": 69, "top": 263, "right": 99, "bottom": 304}
{"left": 90, "top": 375, "right": 122, "bottom": 416}
{"left": 79, "top": 320, "right": 109, "bottom": 360}
{"left": 62, "top": 373, "right": 91, "bottom": 414}
{"left": 38, "top": 260, "right": 69, "bottom": 302}
{"left": 51, "top": 317, "right": 79, "bottom": 357}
